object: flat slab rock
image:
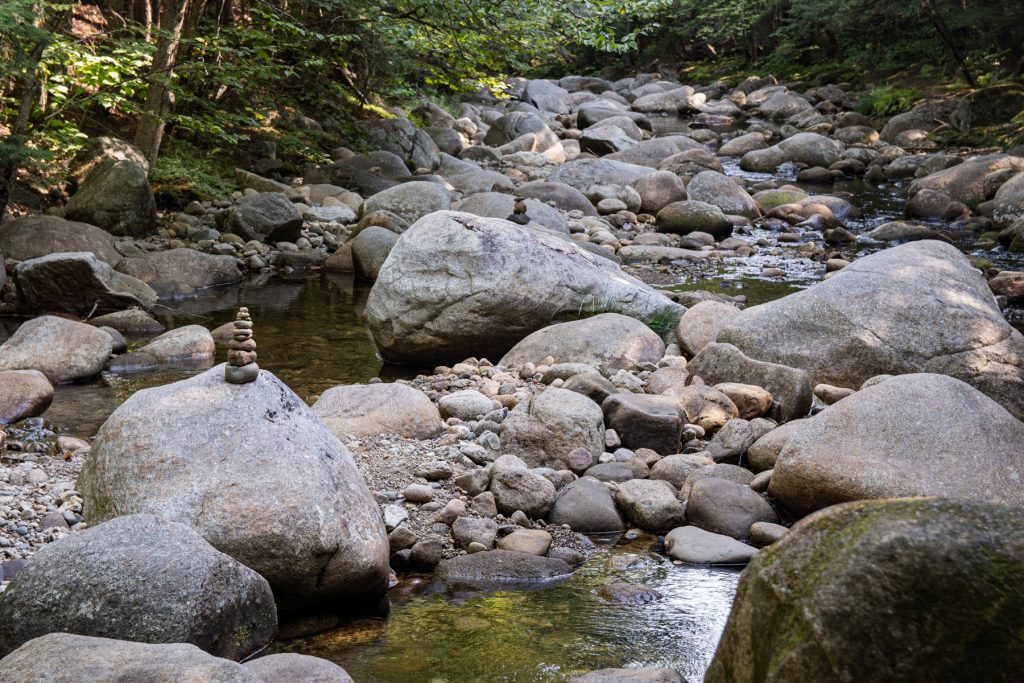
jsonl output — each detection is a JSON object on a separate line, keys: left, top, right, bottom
{"left": 433, "top": 550, "right": 572, "bottom": 589}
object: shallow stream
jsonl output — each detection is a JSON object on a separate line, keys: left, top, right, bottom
{"left": 6, "top": 116, "right": 1023, "bottom": 682}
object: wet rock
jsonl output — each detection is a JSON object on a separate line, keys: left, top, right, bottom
{"left": 365, "top": 211, "right": 680, "bottom": 364}
{"left": 78, "top": 365, "right": 390, "bottom": 613}
{"left": 663, "top": 526, "right": 757, "bottom": 565}
{"left": 0, "top": 514, "right": 276, "bottom": 659}
{"left": 598, "top": 582, "right": 663, "bottom": 605}
{"left": 64, "top": 159, "right": 156, "bottom": 237}
{"left": 768, "top": 373, "right": 1024, "bottom": 516}
{"left": 15, "top": 252, "right": 157, "bottom": 315}
{"left": 0, "top": 316, "right": 112, "bottom": 383}
{"left": 0, "top": 370, "right": 53, "bottom": 424}
{"left": 569, "top": 667, "right": 686, "bottom": 683}
{"left": 717, "top": 240, "right": 1024, "bottom": 419}
{"left": 433, "top": 551, "right": 572, "bottom": 589}
{"left": 313, "top": 383, "right": 442, "bottom": 440}
{"left": 501, "top": 314, "right": 664, "bottom": 373}
{"left": 706, "top": 498, "right": 1024, "bottom": 683}
{"left": 0, "top": 634, "right": 262, "bottom": 682}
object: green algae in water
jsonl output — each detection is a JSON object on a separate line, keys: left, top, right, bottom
{"left": 270, "top": 543, "right": 741, "bottom": 683}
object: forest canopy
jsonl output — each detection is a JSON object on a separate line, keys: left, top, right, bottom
{"left": 1, "top": 0, "right": 1021, "bottom": 209}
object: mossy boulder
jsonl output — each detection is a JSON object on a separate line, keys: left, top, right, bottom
{"left": 706, "top": 498, "right": 1024, "bottom": 683}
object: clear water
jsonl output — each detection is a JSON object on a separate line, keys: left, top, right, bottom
{"left": 268, "top": 538, "right": 741, "bottom": 683}
{"left": 8, "top": 115, "right": 1024, "bottom": 682}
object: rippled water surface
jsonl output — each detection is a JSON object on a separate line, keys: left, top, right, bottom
{"left": 269, "top": 539, "right": 741, "bottom": 683}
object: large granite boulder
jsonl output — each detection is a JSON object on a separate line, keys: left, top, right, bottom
{"left": 365, "top": 211, "right": 681, "bottom": 364}
{"left": 0, "top": 216, "right": 121, "bottom": 266}
{"left": 14, "top": 252, "right": 157, "bottom": 315}
{"left": 0, "top": 514, "right": 276, "bottom": 659}
{"left": 500, "top": 313, "right": 664, "bottom": 372}
{"left": 245, "top": 653, "right": 354, "bottom": 682}
{"left": 546, "top": 476, "right": 625, "bottom": 533}
{"left": 0, "top": 634, "right": 262, "bottom": 682}
{"left": 769, "top": 373, "right": 1024, "bottom": 516}
{"left": 518, "top": 180, "right": 598, "bottom": 216}
{"left": 706, "top": 498, "right": 1024, "bottom": 683}
{"left": 685, "top": 170, "right": 760, "bottom": 219}
{"left": 0, "top": 316, "right": 112, "bottom": 384}
{"left": 455, "top": 192, "right": 567, "bottom": 233}
{"left": 78, "top": 365, "right": 390, "bottom": 613}
{"left": 312, "top": 382, "right": 442, "bottom": 440}
{"left": 116, "top": 248, "right": 242, "bottom": 299}
{"left": 433, "top": 551, "right": 572, "bottom": 590}
{"left": 359, "top": 118, "right": 439, "bottom": 170}
{"left": 717, "top": 240, "right": 1024, "bottom": 419}
{"left": 64, "top": 159, "right": 156, "bottom": 237}
{"left": 907, "top": 154, "right": 1024, "bottom": 205}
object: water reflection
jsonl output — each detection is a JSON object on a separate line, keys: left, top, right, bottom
{"left": 30, "top": 274, "right": 389, "bottom": 437}
{"left": 271, "top": 539, "right": 740, "bottom": 683}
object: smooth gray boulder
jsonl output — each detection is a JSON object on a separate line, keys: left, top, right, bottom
{"left": 706, "top": 498, "right": 1024, "bottom": 683}
{"left": 350, "top": 226, "right": 399, "bottom": 281}
{"left": 676, "top": 300, "right": 741, "bottom": 357}
{"left": 547, "top": 476, "right": 625, "bottom": 532}
{"left": 0, "top": 215, "right": 121, "bottom": 266}
{"left": 137, "top": 325, "right": 215, "bottom": 362}
{"left": 78, "top": 365, "right": 390, "bottom": 613}
{"left": 686, "top": 478, "right": 777, "bottom": 540}
{"left": 739, "top": 133, "right": 843, "bottom": 172}
{"left": 717, "top": 240, "right": 1024, "bottom": 419}
{"left": 0, "top": 369, "right": 53, "bottom": 424}
{"left": 64, "top": 159, "right": 156, "bottom": 237}
{"left": 630, "top": 171, "right": 687, "bottom": 215}
{"left": 0, "top": 634, "right": 262, "bottom": 682}
{"left": 0, "top": 316, "right": 112, "bottom": 384}
{"left": 362, "top": 181, "right": 451, "bottom": 226}
{"left": 685, "top": 171, "right": 760, "bottom": 219}
{"left": 245, "top": 653, "right": 354, "bottom": 682}
{"left": 907, "top": 153, "right": 1024, "bottom": 205}
{"left": 768, "top": 373, "right": 1024, "bottom": 516}
{"left": 656, "top": 200, "right": 732, "bottom": 239}
{"left": 365, "top": 211, "right": 681, "bottom": 364}
{"left": 491, "top": 467, "right": 557, "bottom": 518}
{"left": 313, "top": 382, "right": 442, "bottom": 440}
{"left": 500, "top": 387, "right": 605, "bottom": 468}
{"left": 500, "top": 313, "right": 664, "bottom": 372}
{"left": 0, "top": 514, "right": 276, "bottom": 659}
{"left": 548, "top": 158, "right": 654, "bottom": 190}
{"left": 518, "top": 180, "right": 598, "bottom": 216}
{"left": 663, "top": 526, "right": 757, "bottom": 565}
{"left": 116, "top": 248, "right": 242, "bottom": 299}
{"left": 14, "top": 252, "right": 157, "bottom": 315}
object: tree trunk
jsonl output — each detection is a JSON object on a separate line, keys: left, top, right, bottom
{"left": 0, "top": 2, "right": 66, "bottom": 222}
{"left": 135, "top": 0, "right": 204, "bottom": 166}
{"left": 921, "top": 0, "right": 976, "bottom": 87}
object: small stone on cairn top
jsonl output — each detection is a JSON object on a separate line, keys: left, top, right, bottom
{"left": 225, "top": 306, "right": 259, "bottom": 384}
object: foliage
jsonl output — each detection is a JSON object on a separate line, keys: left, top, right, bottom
{"left": 859, "top": 85, "right": 920, "bottom": 117}
{"left": 149, "top": 144, "right": 234, "bottom": 201}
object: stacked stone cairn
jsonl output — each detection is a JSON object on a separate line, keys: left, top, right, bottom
{"left": 506, "top": 197, "right": 530, "bottom": 225}
{"left": 224, "top": 307, "right": 259, "bottom": 384}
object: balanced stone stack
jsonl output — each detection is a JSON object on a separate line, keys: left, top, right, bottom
{"left": 506, "top": 197, "right": 530, "bottom": 225}
{"left": 225, "top": 307, "right": 258, "bottom": 384}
